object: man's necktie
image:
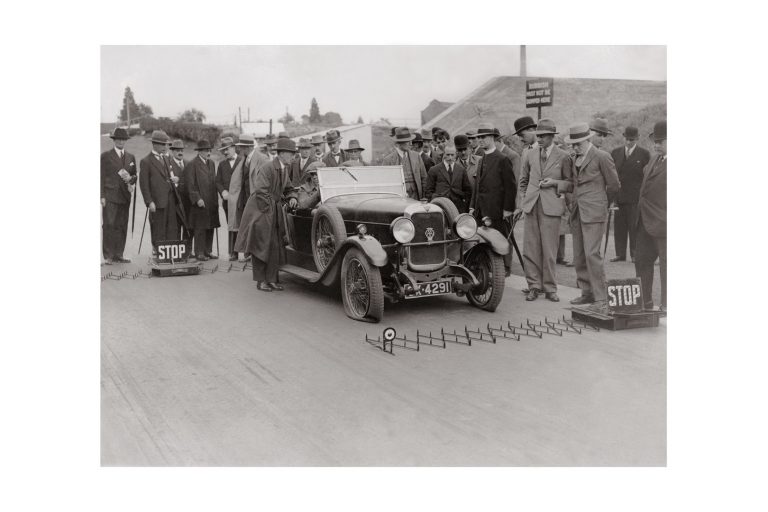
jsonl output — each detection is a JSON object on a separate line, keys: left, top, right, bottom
{"left": 540, "top": 148, "right": 547, "bottom": 170}
{"left": 447, "top": 164, "right": 453, "bottom": 179}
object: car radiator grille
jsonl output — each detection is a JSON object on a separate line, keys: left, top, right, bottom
{"left": 409, "top": 212, "right": 445, "bottom": 266}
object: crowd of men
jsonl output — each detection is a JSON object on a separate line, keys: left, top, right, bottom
{"left": 101, "top": 116, "right": 667, "bottom": 310}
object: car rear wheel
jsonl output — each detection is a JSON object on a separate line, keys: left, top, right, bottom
{"left": 341, "top": 247, "right": 384, "bottom": 323}
{"left": 465, "top": 245, "right": 505, "bottom": 312}
{"left": 311, "top": 204, "right": 346, "bottom": 273}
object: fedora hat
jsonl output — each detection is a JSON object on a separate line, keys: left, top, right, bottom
{"left": 465, "top": 130, "right": 477, "bottom": 140}
{"left": 454, "top": 134, "right": 469, "bottom": 150}
{"left": 170, "top": 139, "right": 185, "bottom": 150}
{"left": 326, "top": 129, "right": 342, "bottom": 143}
{"left": 419, "top": 129, "right": 433, "bottom": 141}
{"left": 535, "top": 118, "right": 558, "bottom": 135}
{"left": 389, "top": 127, "right": 399, "bottom": 138}
{"left": 297, "top": 138, "right": 312, "bottom": 149}
{"left": 649, "top": 120, "right": 666, "bottom": 141}
{"left": 110, "top": 127, "right": 130, "bottom": 140}
{"left": 346, "top": 139, "right": 365, "bottom": 152}
{"left": 310, "top": 134, "right": 325, "bottom": 145}
{"left": 393, "top": 126, "right": 415, "bottom": 142}
{"left": 590, "top": 118, "right": 612, "bottom": 136}
{"left": 275, "top": 138, "right": 297, "bottom": 153}
{"left": 412, "top": 133, "right": 424, "bottom": 144}
{"left": 195, "top": 139, "right": 212, "bottom": 151}
{"left": 476, "top": 122, "right": 496, "bottom": 137}
{"left": 236, "top": 134, "right": 255, "bottom": 146}
{"left": 150, "top": 130, "right": 171, "bottom": 145}
{"left": 513, "top": 116, "right": 537, "bottom": 135}
{"left": 623, "top": 126, "right": 639, "bottom": 139}
{"left": 218, "top": 136, "right": 234, "bottom": 150}
{"left": 563, "top": 122, "right": 594, "bottom": 144}
{"left": 264, "top": 133, "right": 278, "bottom": 144}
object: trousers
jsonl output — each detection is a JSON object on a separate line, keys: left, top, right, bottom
{"left": 193, "top": 229, "right": 214, "bottom": 257}
{"left": 523, "top": 199, "right": 560, "bottom": 292}
{"left": 614, "top": 202, "right": 638, "bottom": 259}
{"left": 102, "top": 201, "right": 130, "bottom": 259}
{"left": 571, "top": 211, "right": 608, "bottom": 301}
{"left": 634, "top": 217, "right": 666, "bottom": 308}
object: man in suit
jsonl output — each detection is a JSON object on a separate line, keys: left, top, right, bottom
{"left": 411, "top": 133, "right": 435, "bottom": 172}
{"left": 563, "top": 123, "right": 620, "bottom": 309}
{"left": 466, "top": 131, "right": 481, "bottom": 156}
{"left": 635, "top": 121, "right": 667, "bottom": 312}
{"left": 322, "top": 129, "right": 347, "bottom": 167}
{"left": 610, "top": 126, "right": 650, "bottom": 262}
{"left": 341, "top": 139, "right": 368, "bottom": 166}
{"left": 515, "top": 119, "right": 573, "bottom": 302}
{"left": 455, "top": 134, "right": 481, "bottom": 191}
{"left": 469, "top": 123, "right": 517, "bottom": 276}
{"left": 263, "top": 133, "right": 278, "bottom": 160}
{"left": 168, "top": 139, "right": 192, "bottom": 250}
{"left": 101, "top": 127, "right": 137, "bottom": 264}
{"left": 590, "top": 118, "right": 612, "bottom": 150}
{"left": 381, "top": 127, "right": 428, "bottom": 200}
{"left": 310, "top": 134, "right": 326, "bottom": 161}
{"left": 289, "top": 138, "right": 317, "bottom": 186}
{"left": 514, "top": 116, "right": 538, "bottom": 165}
{"left": 139, "top": 130, "right": 182, "bottom": 254}
{"left": 215, "top": 136, "right": 238, "bottom": 261}
{"left": 425, "top": 144, "right": 473, "bottom": 213}
{"left": 186, "top": 140, "right": 220, "bottom": 261}
{"left": 419, "top": 129, "right": 439, "bottom": 164}
{"left": 494, "top": 128, "right": 522, "bottom": 206}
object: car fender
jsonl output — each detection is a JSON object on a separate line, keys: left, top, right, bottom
{"left": 472, "top": 226, "right": 510, "bottom": 256}
{"left": 319, "top": 235, "right": 388, "bottom": 287}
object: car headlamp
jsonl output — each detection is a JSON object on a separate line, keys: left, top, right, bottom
{"left": 391, "top": 217, "right": 415, "bottom": 244}
{"left": 454, "top": 213, "right": 478, "bottom": 240}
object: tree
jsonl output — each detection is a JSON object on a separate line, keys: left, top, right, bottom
{"left": 119, "top": 86, "right": 154, "bottom": 123}
{"left": 356, "top": 115, "right": 364, "bottom": 124}
{"left": 322, "top": 112, "right": 343, "bottom": 126}
{"left": 279, "top": 111, "right": 295, "bottom": 124}
{"left": 309, "top": 98, "right": 321, "bottom": 123}
{"left": 137, "top": 103, "right": 153, "bottom": 118}
{"left": 178, "top": 108, "right": 206, "bottom": 123}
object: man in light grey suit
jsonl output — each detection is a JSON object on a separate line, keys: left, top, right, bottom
{"left": 381, "top": 127, "right": 428, "bottom": 199}
{"left": 564, "top": 122, "right": 620, "bottom": 309}
{"left": 516, "top": 119, "right": 573, "bottom": 302}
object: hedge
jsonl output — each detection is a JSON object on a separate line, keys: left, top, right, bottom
{"left": 139, "top": 118, "right": 222, "bottom": 145}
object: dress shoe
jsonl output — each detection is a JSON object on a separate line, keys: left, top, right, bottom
{"left": 256, "top": 282, "right": 273, "bottom": 292}
{"left": 505, "top": 268, "right": 511, "bottom": 277}
{"left": 545, "top": 292, "right": 560, "bottom": 302}
{"left": 570, "top": 295, "right": 595, "bottom": 305}
{"left": 525, "top": 288, "right": 539, "bottom": 301}
{"left": 196, "top": 254, "right": 209, "bottom": 261}
{"left": 268, "top": 282, "right": 284, "bottom": 291}
{"left": 103, "top": 258, "right": 113, "bottom": 265}
{"left": 114, "top": 256, "right": 131, "bottom": 263}
{"left": 229, "top": 254, "right": 238, "bottom": 262}
{"left": 609, "top": 257, "right": 626, "bottom": 262}
{"left": 587, "top": 300, "right": 608, "bottom": 313}
{"left": 521, "top": 288, "right": 530, "bottom": 294}
{"left": 206, "top": 253, "right": 218, "bottom": 260}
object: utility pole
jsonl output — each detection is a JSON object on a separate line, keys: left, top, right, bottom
{"left": 269, "top": 119, "right": 273, "bottom": 135}
{"left": 247, "top": 108, "right": 250, "bottom": 122}
{"left": 126, "top": 94, "right": 130, "bottom": 128}
{"left": 238, "top": 107, "right": 242, "bottom": 129}
{"left": 520, "top": 45, "right": 527, "bottom": 77}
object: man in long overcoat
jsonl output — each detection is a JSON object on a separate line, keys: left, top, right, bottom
{"left": 635, "top": 121, "right": 667, "bottom": 311}
{"left": 216, "top": 136, "right": 238, "bottom": 260}
{"left": 381, "top": 127, "right": 428, "bottom": 200}
{"left": 101, "top": 127, "right": 137, "bottom": 264}
{"left": 139, "top": 130, "right": 181, "bottom": 253}
{"left": 235, "top": 138, "right": 298, "bottom": 291}
{"left": 186, "top": 139, "right": 220, "bottom": 261}
{"left": 169, "top": 139, "right": 193, "bottom": 250}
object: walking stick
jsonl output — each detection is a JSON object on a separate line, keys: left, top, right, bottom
{"left": 505, "top": 216, "right": 525, "bottom": 271}
{"left": 131, "top": 183, "right": 137, "bottom": 238}
{"left": 138, "top": 207, "right": 149, "bottom": 254}
{"left": 215, "top": 227, "right": 219, "bottom": 256}
{"left": 604, "top": 206, "right": 616, "bottom": 257}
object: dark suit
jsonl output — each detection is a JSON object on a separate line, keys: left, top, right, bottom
{"left": 425, "top": 161, "right": 473, "bottom": 213}
{"left": 498, "top": 142, "right": 523, "bottom": 207}
{"left": 635, "top": 154, "right": 667, "bottom": 308}
{"left": 101, "top": 148, "right": 137, "bottom": 259}
{"left": 216, "top": 157, "right": 237, "bottom": 255}
{"left": 289, "top": 156, "right": 317, "bottom": 187}
{"left": 420, "top": 152, "right": 436, "bottom": 174}
{"left": 186, "top": 156, "right": 220, "bottom": 257}
{"left": 322, "top": 151, "right": 346, "bottom": 168}
{"left": 139, "top": 153, "right": 180, "bottom": 248}
{"left": 170, "top": 157, "right": 193, "bottom": 246}
{"left": 611, "top": 144, "right": 651, "bottom": 259}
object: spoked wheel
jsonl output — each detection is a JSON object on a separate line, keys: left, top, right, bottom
{"left": 341, "top": 247, "right": 384, "bottom": 323}
{"left": 464, "top": 245, "right": 505, "bottom": 312}
{"left": 311, "top": 204, "right": 346, "bottom": 272}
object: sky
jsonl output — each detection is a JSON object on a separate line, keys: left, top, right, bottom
{"left": 101, "top": 45, "right": 666, "bottom": 126}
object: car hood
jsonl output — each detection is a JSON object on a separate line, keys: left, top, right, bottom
{"left": 325, "top": 193, "right": 421, "bottom": 224}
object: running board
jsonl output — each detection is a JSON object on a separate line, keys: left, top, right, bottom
{"left": 280, "top": 264, "right": 321, "bottom": 283}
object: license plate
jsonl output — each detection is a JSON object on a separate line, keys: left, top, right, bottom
{"left": 407, "top": 279, "right": 453, "bottom": 298}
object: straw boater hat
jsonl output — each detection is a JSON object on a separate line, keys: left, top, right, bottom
{"left": 465, "top": 130, "right": 477, "bottom": 140}
{"left": 170, "top": 139, "right": 185, "bottom": 150}
{"left": 419, "top": 129, "right": 433, "bottom": 141}
{"left": 534, "top": 118, "right": 558, "bottom": 135}
{"left": 589, "top": 118, "right": 612, "bottom": 136}
{"left": 310, "top": 134, "right": 324, "bottom": 145}
{"left": 649, "top": 120, "right": 666, "bottom": 141}
{"left": 454, "top": 134, "right": 469, "bottom": 150}
{"left": 275, "top": 138, "right": 297, "bottom": 153}
{"left": 476, "top": 122, "right": 496, "bottom": 137}
{"left": 110, "top": 127, "right": 130, "bottom": 140}
{"left": 150, "top": 130, "right": 171, "bottom": 144}
{"left": 393, "top": 127, "right": 415, "bottom": 142}
{"left": 297, "top": 138, "right": 312, "bottom": 149}
{"left": 623, "top": 126, "right": 639, "bottom": 140}
{"left": 326, "top": 129, "right": 342, "bottom": 143}
{"left": 513, "top": 116, "right": 537, "bottom": 135}
{"left": 236, "top": 134, "right": 255, "bottom": 146}
{"left": 563, "top": 123, "right": 595, "bottom": 144}
{"left": 346, "top": 139, "right": 365, "bottom": 152}
{"left": 195, "top": 139, "right": 212, "bottom": 151}
{"left": 218, "top": 136, "right": 234, "bottom": 150}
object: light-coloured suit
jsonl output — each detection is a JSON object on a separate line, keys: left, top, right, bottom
{"left": 519, "top": 145, "right": 573, "bottom": 292}
{"left": 458, "top": 154, "right": 482, "bottom": 190}
{"left": 568, "top": 144, "right": 620, "bottom": 301}
{"left": 382, "top": 149, "right": 428, "bottom": 199}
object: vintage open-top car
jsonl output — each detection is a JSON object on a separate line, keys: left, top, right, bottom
{"left": 280, "top": 165, "right": 510, "bottom": 322}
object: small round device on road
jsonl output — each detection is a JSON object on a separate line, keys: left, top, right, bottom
{"left": 383, "top": 327, "right": 396, "bottom": 341}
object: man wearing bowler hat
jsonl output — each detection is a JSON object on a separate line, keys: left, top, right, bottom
{"left": 382, "top": 127, "right": 428, "bottom": 200}
{"left": 322, "top": 129, "right": 346, "bottom": 167}
{"left": 469, "top": 123, "right": 517, "bottom": 276}
{"left": 564, "top": 122, "right": 620, "bottom": 309}
{"left": 139, "top": 130, "right": 182, "bottom": 253}
{"left": 635, "top": 121, "right": 667, "bottom": 312}
{"left": 514, "top": 116, "right": 538, "bottom": 163}
{"left": 235, "top": 138, "right": 299, "bottom": 292}
{"left": 454, "top": 134, "right": 481, "bottom": 190}
{"left": 516, "top": 119, "right": 573, "bottom": 302}
{"left": 589, "top": 118, "right": 612, "bottom": 150}
{"left": 186, "top": 139, "right": 220, "bottom": 261}
{"left": 611, "top": 126, "right": 651, "bottom": 262}
{"left": 216, "top": 136, "right": 238, "bottom": 260}
{"left": 101, "top": 127, "right": 137, "bottom": 264}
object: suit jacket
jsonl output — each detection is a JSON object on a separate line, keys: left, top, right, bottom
{"left": 420, "top": 152, "right": 436, "bottom": 173}
{"left": 101, "top": 148, "right": 137, "bottom": 204}
{"left": 425, "top": 161, "right": 473, "bottom": 213}
{"left": 289, "top": 156, "right": 317, "bottom": 187}
{"left": 186, "top": 156, "right": 220, "bottom": 230}
{"left": 381, "top": 149, "right": 428, "bottom": 199}
{"left": 498, "top": 142, "right": 523, "bottom": 205}
{"left": 569, "top": 145, "right": 620, "bottom": 224}
{"left": 611, "top": 145, "right": 651, "bottom": 204}
{"left": 470, "top": 149, "right": 517, "bottom": 220}
{"left": 241, "top": 150, "right": 271, "bottom": 195}
{"left": 168, "top": 158, "right": 189, "bottom": 208}
{"left": 322, "top": 151, "right": 347, "bottom": 168}
{"left": 458, "top": 154, "right": 482, "bottom": 190}
{"left": 139, "top": 153, "right": 174, "bottom": 209}
{"left": 519, "top": 145, "right": 573, "bottom": 217}
{"left": 636, "top": 155, "right": 666, "bottom": 237}
{"left": 216, "top": 157, "right": 237, "bottom": 197}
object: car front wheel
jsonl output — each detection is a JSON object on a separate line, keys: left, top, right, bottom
{"left": 341, "top": 247, "right": 384, "bottom": 323}
{"left": 464, "top": 245, "right": 505, "bottom": 312}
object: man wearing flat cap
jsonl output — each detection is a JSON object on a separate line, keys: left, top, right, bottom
{"left": 186, "top": 140, "right": 220, "bottom": 261}
{"left": 139, "top": 130, "right": 183, "bottom": 253}
{"left": 235, "top": 138, "right": 299, "bottom": 292}
{"left": 322, "top": 129, "right": 347, "bottom": 167}
{"left": 516, "top": 119, "right": 573, "bottom": 302}
{"left": 564, "top": 122, "right": 620, "bottom": 309}
{"left": 101, "top": 127, "right": 137, "bottom": 264}
{"left": 216, "top": 136, "right": 238, "bottom": 260}
{"left": 634, "top": 120, "right": 667, "bottom": 312}
{"left": 382, "top": 127, "right": 428, "bottom": 200}
{"left": 611, "top": 126, "right": 650, "bottom": 263}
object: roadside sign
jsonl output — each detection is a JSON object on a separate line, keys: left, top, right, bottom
{"left": 526, "top": 78, "right": 554, "bottom": 119}
{"left": 606, "top": 278, "right": 643, "bottom": 313}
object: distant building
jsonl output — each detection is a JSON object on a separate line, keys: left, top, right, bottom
{"left": 420, "top": 99, "right": 454, "bottom": 126}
